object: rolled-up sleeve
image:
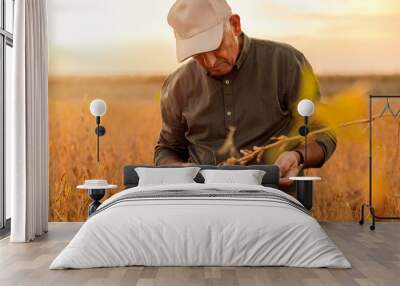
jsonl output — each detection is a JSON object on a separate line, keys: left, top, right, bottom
{"left": 154, "top": 75, "right": 189, "bottom": 165}
{"left": 284, "top": 49, "right": 337, "bottom": 166}
{"left": 310, "top": 120, "right": 337, "bottom": 167}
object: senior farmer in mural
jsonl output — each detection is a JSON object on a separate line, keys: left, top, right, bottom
{"left": 154, "top": 0, "right": 336, "bottom": 189}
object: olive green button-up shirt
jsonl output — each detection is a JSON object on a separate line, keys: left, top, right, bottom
{"left": 154, "top": 33, "right": 336, "bottom": 166}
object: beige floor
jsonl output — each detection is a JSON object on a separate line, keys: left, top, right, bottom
{"left": 0, "top": 222, "right": 399, "bottom": 286}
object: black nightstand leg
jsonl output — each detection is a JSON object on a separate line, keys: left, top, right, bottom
{"left": 296, "top": 180, "right": 313, "bottom": 210}
{"left": 87, "top": 189, "right": 105, "bottom": 216}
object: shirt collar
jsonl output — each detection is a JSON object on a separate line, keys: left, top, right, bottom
{"left": 235, "top": 32, "right": 251, "bottom": 70}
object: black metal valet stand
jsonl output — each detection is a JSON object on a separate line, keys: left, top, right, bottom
{"left": 87, "top": 115, "right": 107, "bottom": 216}
{"left": 359, "top": 95, "right": 400, "bottom": 230}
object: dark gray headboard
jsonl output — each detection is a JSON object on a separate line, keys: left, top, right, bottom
{"left": 123, "top": 164, "right": 280, "bottom": 189}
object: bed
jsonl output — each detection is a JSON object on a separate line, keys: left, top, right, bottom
{"left": 50, "top": 164, "right": 350, "bottom": 269}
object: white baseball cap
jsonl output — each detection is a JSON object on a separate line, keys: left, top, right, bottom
{"left": 167, "top": 0, "right": 232, "bottom": 63}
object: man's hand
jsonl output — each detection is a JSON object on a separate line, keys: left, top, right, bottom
{"left": 274, "top": 151, "right": 302, "bottom": 189}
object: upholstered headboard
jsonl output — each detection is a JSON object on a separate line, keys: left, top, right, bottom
{"left": 123, "top": 164, "right": 280, "bottom": 189}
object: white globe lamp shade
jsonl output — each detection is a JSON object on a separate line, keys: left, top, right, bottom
{"left": 297, "top": 99, "right": 314, "bottom": 117}
{"left": 90, "top": 99, "right": 107, "bottom": 117}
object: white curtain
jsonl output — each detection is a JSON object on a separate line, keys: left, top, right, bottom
{"left": 7, "top": 0, "right": 49, "bottom": 242}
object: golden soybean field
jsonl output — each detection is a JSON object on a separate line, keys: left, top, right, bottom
{"left": 49, "top": 75, "right": 400, "bottom": 221}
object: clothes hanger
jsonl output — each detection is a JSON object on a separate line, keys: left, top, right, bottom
{"left": 378, "top": 97, "right": 392, "bottom": 118}
{"left": 378, "top": 97, "right": 400, "bottom": 118}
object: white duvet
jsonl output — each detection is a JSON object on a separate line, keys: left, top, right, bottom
{"left": 50, "top": 183, "right": 351, "bottom": 269}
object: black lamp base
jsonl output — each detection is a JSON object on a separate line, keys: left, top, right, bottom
{"left": 296, "top": 180, "right": 313, "bottom": 210}
{"left": 88, "top": 189, "right": 105, "bottom": 216}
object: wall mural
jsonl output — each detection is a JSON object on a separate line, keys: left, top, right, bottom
{"left": 48, "top": 0, "right": 400, "bottom": 221}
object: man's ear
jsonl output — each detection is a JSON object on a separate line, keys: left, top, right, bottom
{"left": 229, "top": 14, "right": 242, "bottom": 36}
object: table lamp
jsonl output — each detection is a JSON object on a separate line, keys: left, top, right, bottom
{"left": 89, "top": 99, "right": 107, "bottom": 162}
{"left": 289, "top": 99, "right": 320, "bottom": 210}
{"left": 297, "top": 99, "right": 315, "bottom": 165}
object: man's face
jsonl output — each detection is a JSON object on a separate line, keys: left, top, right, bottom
{"left": 193, "top": 15, "right": 242, "bottom": 76}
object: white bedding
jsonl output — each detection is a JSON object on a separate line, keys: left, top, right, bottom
{"left": 50, "top": 183, "right": 351, "bottom": 269}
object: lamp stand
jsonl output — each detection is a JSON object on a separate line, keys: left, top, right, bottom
{"left": 298, "top": 116, "right": 309, "bottom": 166}
{"left": 359, "top": 95, "right": 400, "bottom": 231}
{"left": 293, "top": 116, "right": 316, "bottom": 210}
{"left": 94, "top": 116, "right": 106, "bottom": 163}
{"left": 304, "top": 116, "right": 308, "bottom": 165}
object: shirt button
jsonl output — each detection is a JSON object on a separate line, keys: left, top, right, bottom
{"left": 226, "top": 111, "right": 232, "bottom": 116}
{"left": 224, "top": 80, "right": 230, "bottom": 85}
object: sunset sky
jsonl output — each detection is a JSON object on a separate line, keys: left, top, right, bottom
{"left": 48, "top": 0, "right": 400, "bottom": 76}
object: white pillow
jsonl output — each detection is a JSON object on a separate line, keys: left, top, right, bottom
{"left": 135, "top": 167, "right": 201, "bottom": 186}
{"left": 200, "top": 169, "right": 266, "bottom": 185}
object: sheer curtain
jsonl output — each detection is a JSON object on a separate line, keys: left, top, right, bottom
{"left": 7, "top": 0, "right": 49, "bottom": 242}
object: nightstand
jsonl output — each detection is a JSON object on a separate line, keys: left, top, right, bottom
{"left": 289, "top": 176, "right": 321, "bottom": 210}
{"left": 77, "top": 180, "right": 117, "bottom": 216}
